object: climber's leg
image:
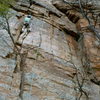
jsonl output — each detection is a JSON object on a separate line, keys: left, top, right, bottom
{"left": 26, "top": 24, "right": 31, "bottom": 33}
{"left": 27, "top": 27, "right": 31, "bottom": 33}
{"left": 22, "top": 23, "right": 30, "bottom": 38}
{"left": 20, "top": 25, "right": 26, "bottom": 34}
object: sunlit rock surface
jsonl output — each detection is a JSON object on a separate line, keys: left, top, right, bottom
{"left": 0, "top": 0, "right": 100, "bottom": 100}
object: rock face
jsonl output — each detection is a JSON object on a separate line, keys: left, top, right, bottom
{"left": 0, "top": 0, "right": 100, "bottom": 100}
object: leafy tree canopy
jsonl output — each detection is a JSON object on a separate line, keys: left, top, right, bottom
{"left": 0, "top": 0, "right": 15, "bottom": 16}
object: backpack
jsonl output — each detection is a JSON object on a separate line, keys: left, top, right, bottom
{"left": 24, "top": 15, "right": 32, "bottom": 24}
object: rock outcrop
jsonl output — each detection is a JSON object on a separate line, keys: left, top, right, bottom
{"left": 0, "top": 0, "right": 100, "bottom": 100}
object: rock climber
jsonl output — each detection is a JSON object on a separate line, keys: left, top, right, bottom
{"left": 21, "top": 14, "right": 32, "bottom": 33}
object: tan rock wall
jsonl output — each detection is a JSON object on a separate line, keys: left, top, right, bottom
{"left": 0, "top": 0, "right": 100, "bottom": 100}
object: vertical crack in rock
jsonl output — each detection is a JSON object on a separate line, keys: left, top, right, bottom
{"left": 19, "top": 51, "right": 28, "bottom": 99}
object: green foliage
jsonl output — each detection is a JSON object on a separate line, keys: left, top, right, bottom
{"left": 0, "top": 0, "right": 14, "bottom": 16}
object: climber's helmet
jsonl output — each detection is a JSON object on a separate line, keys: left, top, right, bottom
{"left": 27, "top": 15, "right": 31, "bottom": 18}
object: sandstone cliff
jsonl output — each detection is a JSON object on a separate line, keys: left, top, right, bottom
{"left": 0, "top": 0, "right": 100, "bottom": 100}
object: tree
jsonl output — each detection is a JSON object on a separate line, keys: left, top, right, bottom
{"left": 0, "top": 0, "right": 15, "bottom": 46}
{"left": 0, "top": 0, "right": 15, "bottom": 15}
